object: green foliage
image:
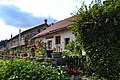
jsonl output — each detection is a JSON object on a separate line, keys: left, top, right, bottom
{"left": 14, "top": 49, "right": 21, "bottom": 55}
{"left": 62, "top": 41, "right": 82, "bottom": 57}
{"left": 0, "top": 40, "right": 7, "bottom": 47}
{"left": 0, "top": 59, "right": 69, "bottom": 80}
{"left": 35, "top": 42, "right": 46, "bottom": 58}
{"left": 71, "top": 0, "right": 120, "bottom": 79}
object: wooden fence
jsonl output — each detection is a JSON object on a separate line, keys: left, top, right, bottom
{"left": 65, "top": 56, "right": 82, "bottom": 69}
{"left": 54, "top": 56, "right": 83, "bottom": 75}
{"left": 0, "top": 55, "right": 84, "bottom": 71}
{"left": 0, "top": 55, "right": 35, "bottom": 60}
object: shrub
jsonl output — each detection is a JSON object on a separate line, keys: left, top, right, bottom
{"left": 71, "top": 0, "right": 120, "bottom": 79}
{"left": 0, "top": 59, "right": 70, "bottom": 80}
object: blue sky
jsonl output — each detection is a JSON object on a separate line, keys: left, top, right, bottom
{"left": 0, "top": 4, "right": 57, "bottom": 28}
{"left": 0, "top": 5, "right": 56, "bottom": 28}
{"left": 0, "top": 0, "right": 101, "bottom": 41}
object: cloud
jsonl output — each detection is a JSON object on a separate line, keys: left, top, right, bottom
{"left": 0, "top": 0, "right": 82, "bottom": 20}
{"left": 0, "top": 0, "right": 105, "bottom": 21}
{"left": 0, "top": 18, "right": 26, "bottom": 40}
{"left": 0, "top": 4, "right": 57, "bottom": 28}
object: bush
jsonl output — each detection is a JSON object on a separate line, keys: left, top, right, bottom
{"left": 62, "top": 41, "right": 82, "bottom": 57}
{"left": 0, "top": 59, "right": 70, "bottom": 80}
{"left": 71, "top": 0, "right": 120, "bottom": 79}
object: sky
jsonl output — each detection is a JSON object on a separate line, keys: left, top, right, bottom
{"left": 0, "top": 0, "right": 101, "bottom": 41}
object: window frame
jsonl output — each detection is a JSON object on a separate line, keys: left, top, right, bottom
{"left": 55, "top": 36, "right": 61, "bottom": 44}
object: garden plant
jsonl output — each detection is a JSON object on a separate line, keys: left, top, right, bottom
{"left": 0, "top": 59, "right": 70, "bottom": 80}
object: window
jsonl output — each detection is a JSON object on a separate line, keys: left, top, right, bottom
{"left": 55, "top": 36, "right": 61, "bottom": 44}
{"left": 65, "top": 38, "right": 70, "bottom": 48}
{"left": 48, "top": 40, "right": 52, "bottom": 49}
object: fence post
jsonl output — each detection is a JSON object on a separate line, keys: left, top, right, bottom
{"left": 76, "top": 56, "right": 78, "bottom": 69}
{"left": 82, "top": 55, "right": 86, "bottom": 74}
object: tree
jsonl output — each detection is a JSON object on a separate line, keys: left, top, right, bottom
{"left": 0, "top": 40, "right": 8, "bottom": 47}
{"left": 71, "top": 0, "right": 120, "bottom": 79}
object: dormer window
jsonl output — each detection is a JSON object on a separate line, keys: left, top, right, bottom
{"left": 43, "top": 28, "right": 46, "bottom": 30}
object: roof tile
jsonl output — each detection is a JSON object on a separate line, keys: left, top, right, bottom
{"left": 33, "top": 16, "right": 74, "bottom": 38}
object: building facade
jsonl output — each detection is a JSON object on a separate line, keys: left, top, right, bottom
{"left": 33, "top": 17, "right": 75, "bottom": 52}
{"left": 7, "top": 19, "right": 49, "bottom": 49}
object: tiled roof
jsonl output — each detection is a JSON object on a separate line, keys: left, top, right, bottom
{"left": 33, "top": 16, "right": 74, "bottom": 38}
{"left": 21, "top": 23, "right": 49, "bottom": 35}
{"left": 9, "top": 23, "right": 49, "bottom": 40}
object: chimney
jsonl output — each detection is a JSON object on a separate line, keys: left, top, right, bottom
{"left": 19, "top": 29, "right": 21, "bottom": 46}
{"left": 11, "top": 34, "right": 12, "bottom": 39}
{"left": 51, "top": 23, "right": 54, "bottom": 25}
{"left": 44, "top": 19, "right": 47, "bottom": 24}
